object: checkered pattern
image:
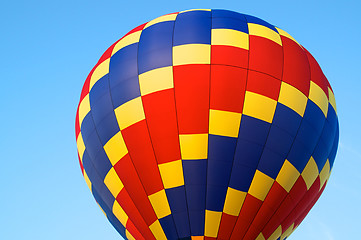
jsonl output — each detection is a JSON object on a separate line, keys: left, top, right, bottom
{"left": 75, "top": 9, "right": 339, "bottom": 240}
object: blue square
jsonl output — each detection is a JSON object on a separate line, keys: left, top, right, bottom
{"left": 238, "top": 115, "right": 271, "bottom": 146}
{"left": 244, "top": 14, "right": 277, "bottom": 32}
{"left": 185, "top": 185, "right": 206, "bottom": 211}
{"left": 183, "top": 160, "right": 207, "bottom": 185}
{"left": 265, "top": 124, "right": 295, "bottom": 157}
{"left": 287, "top": 138, "right": 312, "bottom": 173}
{"left": 110, "top": 77, "right": 141, "bottom": 109}
{"left": 207, "top": 159, "right": 232, "bottom": 186}
{"left": 172, "top": 211, "right": 191, "bottom": 239}
{"left": 208, "top": 134, "right": 237, "bottom": 163}
{"left": 212, "top": 16, "right": 248, "bottom": 33}
{"left": 159, "top": 215, "right": 178, "bottom": 240}
{"left": 234, "top": 138, "right": 264, "bottom": 169}
{"left": 257, "top": 147, "right": 285, "bottom": 179}
{"left": 229, "top": 164, "right": 256, "bottom": 192}
{"left": 273, "top": 103, "right": 302, "bottom": 136}
{"left": 206, "top": 185, "right": 227, "bottom": 211}
{"left": 94, "top": 112, "right": 120, "bottom": 145}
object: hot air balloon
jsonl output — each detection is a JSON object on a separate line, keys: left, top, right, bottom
{"left": 75, "top": 9, "right": 339, "bottom": 240}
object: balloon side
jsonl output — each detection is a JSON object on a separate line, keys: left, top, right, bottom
{"left": 75, "top": 9, "right": 339, "bottom": 240}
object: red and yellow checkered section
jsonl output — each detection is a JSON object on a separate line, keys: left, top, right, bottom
{"left": 75, "top": 9, "right": 338, "bottom": 240}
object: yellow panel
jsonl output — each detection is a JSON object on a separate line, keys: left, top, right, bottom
{"left": 248, "top": 170, "right": 274, "bottom": 201}
{"left": 209, "top": 109, "right": 242, "bottom": 138}
{"left": 223, "top": 187, "right": 247, "bottom": 216}
{"left": 139, "top": 66, "right": 174, "bottom": 96}
{"left": 248, "top": 23, "right": 282, "bottom": 45}
{"left": 256, "top": 233, "right": 266, "bottom": 240}
{"left": 276, "top": 160, "right": 300, "bottom": 192}
{"left": 89, "top": 58, "right": 110, "bottom": 90}
{"left": 243, "top": 91, "right": 277, "bottom": 123}
{"left": 268, "top": 225, "right": 282, "bottom": 240}
{"left": 112, "top": 201, "right": 128, "bottom": 226}
{"left": 211, "top": 29, "right": 249, "bottom": 50}
{"left": 112, "top": 31, "right": 142, "bottom": 56}
{"left": 328, "top": 87, "right": 337, "bottom": 114}
{"left": 179, "top": 134, "right": 208, "bottom": 160}
{"left": 319, "top": 159, "right": 331, "bottom": 190}
{"left": 158, "top": 160, "right": 184, "bottom": 189}
{"left": 148, "top": 189, "right": 171, "bottom": 219}
{"left": 278, "top": 81, "right": 308, "bottom": 117}
{"left": 180, "top": 9, "right": 211, "bottom": 13}
{"left": 204, "top": 210, "right": 222, "bottom": 237}
{"left": 76, "top": 133, "right": 85, "bottom": 162}
{"left": 309, "top": 81, "right": 328, "bottom": 117}
{"left": 275, "top": 27, "right": 300, "bottom": 46}
{"left": 144, "top": 13, "right": 178, "bottom": 29}
{"left": 104, "top": 131, "right": 128, "bottom": 165}
{"left": 149, "top": 220, "right": 167, "bottom": 240}
{"left": 83, "top": 170, "right": 92, "bottom": 191}
{"left": 104, "top": 167, "right": 124, "bottom": 198}
{"left": 281, "top": 223, "right": 294, "bottom": 240}
{"left": 301, "top": 157, "right": 319, "bottom": 190}
{"left": 78, "top": 94, "right": 90, "bottom": 126}
{"left": 114, "top": 97, "right": 145, "bottom": 130}
{"left": 173, "top": 44, "right": 211, "bottom": 66}
{"left": 126, "top": 230, "right": 135, "bottom": 240}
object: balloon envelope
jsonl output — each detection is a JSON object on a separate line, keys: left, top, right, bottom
{"left": 76, "top": 9, "right": 339, "bottom": 240}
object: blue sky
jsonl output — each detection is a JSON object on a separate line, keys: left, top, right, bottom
{"left": 1, "top": 0, "right": 360, "bottom": 239}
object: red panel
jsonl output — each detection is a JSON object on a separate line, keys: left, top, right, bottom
{"left": 75, "top": 106, "right": 81, "bottom": 140}
{"left": 249, "top": 36, "right": 283, "bottom": 80}
{"left": 210, "top": 65, "right": 247, "bottom": 113}
{"left": 246, "top": 70, "right": 281, "bottom": 101}
{"left": 116, "top": 189, "right": 156, "bottom": 239}
{"left": 114, "top": 154, "right": 157, "bottom": 226}
{"left": 205, "top": 237, "right": 216, "bottom": 240}
{"left": 211, "top": 45, "right": 248, "bottom": 69}
{"left": 122, "top": 120, "right": 164, "bottom": 195}
{"left": 281, "top": 36, "right": 310, "bottom": 96}
{"left": 230, "top": 194, "right": 263, "bottom": 240}
{"left": 173, "top": 64, "right": 210, "bottom": 134}
{"left": 243, "top": 182, "right": 288, "bottom": 240}
{"left": 126, "top": 219, "right": 146, "bottom": 240}
{"left": 142, "top": 89, "right": 181, "bottom": 164}
{"left": 217, "top": 213, "right": 238, "bottom": 240}
{"left": 305, "top": 49, "right": 329, "bottom": 97}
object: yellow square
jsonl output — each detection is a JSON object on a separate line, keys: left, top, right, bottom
{"left": 248, "top": 170, "right": 274, "bottom": 201}
{"left": 149, "top": 220, "right": 167, "bottom": 240}
{"left": 179, "top": 134, "right": 208, "bottom": 159}
{"left": 173, "top": 44, "right": 211, "bottom": 66}
{"left": 89, "top": 58, "right": 110, "bottom": 90}
{"left": 276, "top": 160, "right": 300, "bottom": 192}
{"left": 211, "top": 29, "right": 249, "bottom": 50}
{"left": 278, "top": 82, "right": 307, "bottom": 117}
{"left": 223, "top": 187, "right": 246, "bottom": 216}
{"left": 112, "top": 201, "right": 128, "bottom": 226}
{"left": 139, "top": 66, "right": 174, "bottom": 96}
{"left": 328, "top": 87, "right": 337, "bottom": 114}
{"left": 243, "top": 91, "right": 277, "bottom": 123}
{"left": 76, "top": 133, "right": 85, "bottom": 162}
{"left": 319, "top": 159, "right": 331, "bottom": 190}
{"left": 78, "top": 94, "right": 90, "bottom": 126}
{"left": 104, "top": 131, "right": 128, "bottom": 165}
{"left": 309, "top": 81, "right": 328, "bottom": 117}
{"left": 248, "top": 23, "right": 282, "bottom": 45}
{"left": 125, "top": 230, "right": 135, "bottom": 240}
{"left": 83, "top": 170, "right": 92, "bottom": 191}
{"left": 275, "top": 27, "right": 300, "bottom": 46}
{"left": 204, "top": 210, "right": 222, "bottom": 237}
{"left": 301, "top": 157, "right": 319, "bottom": 189}
{"left": 148, "top": 189, "right": 171, "bottom": 219}
{"left": 114, "top": 97, "right": 145, "bottom": 130}
{"left": 144, "top": 13, "right": 177, "bottom": 29}
{"left": 209, "top": 109, "right": 242, "bottom": 138}
{"left": 112, "top": 31, "right": 142, "bottom": 56}
{"left": 158, "top": 160, "right": 184, "bottom": 189}
{"left": 104, "top": 167, "right": 124, "bottom": 197}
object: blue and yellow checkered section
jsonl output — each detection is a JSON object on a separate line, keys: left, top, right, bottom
{"left": 76, "top": 9, "right": 339, "bottom": 240}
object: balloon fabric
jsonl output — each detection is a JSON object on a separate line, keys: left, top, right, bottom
{"left": 75, "top": 9, "right": 339, "bottom": 240}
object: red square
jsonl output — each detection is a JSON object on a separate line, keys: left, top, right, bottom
{"left": 211, "top": 45, "right": 248, "bottom": 68}
{"left": 246, "top": 70, "right": 281, "bottom": 101}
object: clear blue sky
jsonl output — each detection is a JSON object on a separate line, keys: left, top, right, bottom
{"left": 1, "top": 0, "right": 360, "bottom": 239}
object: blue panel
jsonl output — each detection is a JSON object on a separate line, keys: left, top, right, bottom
{"left": 287, "top": 138, "right": 313, "bottom": 173}
{"left": 208, "top": 134, "right": 237, "bottom": 163}
{"left": 92, "top": 149, "right": 112, "bottom": 180}
{"left": 183, "top": 160, "right": 207, "bottom": 185}
{"left": 90, "top": 92, "right": 114, "bottom": 126}
{"left": 207, "top": 159, "right": 232, "bottom": 186}
{"left": 312, "top": 139, "right": 329, "bottom": 172}
{"left": 80, "top": 112, "right": 95, "bottom": 141}
{"left": 89, "top": 74, "right": 109, "bottom": 104}
{"left": 94, "top": 112, "right": 120, "bottom": 145}
{"left": 92, "top": 186, "right": 111, "bottom": 215}
{"left": 82, "top": 150, "right": 97, "bottom": 183}
{"left": 166, "top": 186, "right": 188, "bottom": 213}
{"left": 211, "top": 9, "right": 247, "bottom": 21}
{"left": 244, "top": 14, "right": 277, "bottom": 32}
{"left": 295, "top": 119, "right": 322, "bottom": 153}
{"left": 273, "top": 103, "right": 302, "bottom": 136}
{"left": 229, "top": 164, "right": 256, "bottom": 191}
{"left": 107, "top": 213, "right": 127, "bottom": 239}
{"left": 265, "top": 125, "right": 294, "bottom": 158}
{"left": 159, "top": 215, "right": 179, "bottom": 240}
{"left": 238, "top": 115, "right": 271, "bottom": 146}
{"left": 173, "top": 10, "right": 211, "bottom": 46}
{"left": 303, "top": 100, "right": 326, "bottom": 133}
{"left": 188, "top": 210, "right": 205, "bottom": 236}
{"left": 138, "top": 21, "right": 174, "bottom": 74}
{"left": 109, "top": 43, "right": 138, "bottom": 85}
{"left": 234, "top": 138, "right": 264, "bottom": 169}
{"left": 110, "top": 77, "right": 141, "bottom": 109}
{"left": 83, "top": 129, "right": 102, "bottom": 160}
{"left": 211, "top": 16, "right": 248, "bottom": 33}
{"left": 185, "top": 185, "right": 206, "bottom": 211}
{"left": 172, "top": 211, "right": 191, "bottom": 239}
{"left": 98, "top": 184, "right": 115, "bottom": 211}
{"left": 257, "top": 147, "right": 285, "bottom": 179}
{"left": 319, "top": 118, "right": 337, "bottom": 152}
{"left": 328, "top": 122, "right": 339, "bottom": 168}
{"left": 206, "top": 185, "right": 227, "bottom": 211}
